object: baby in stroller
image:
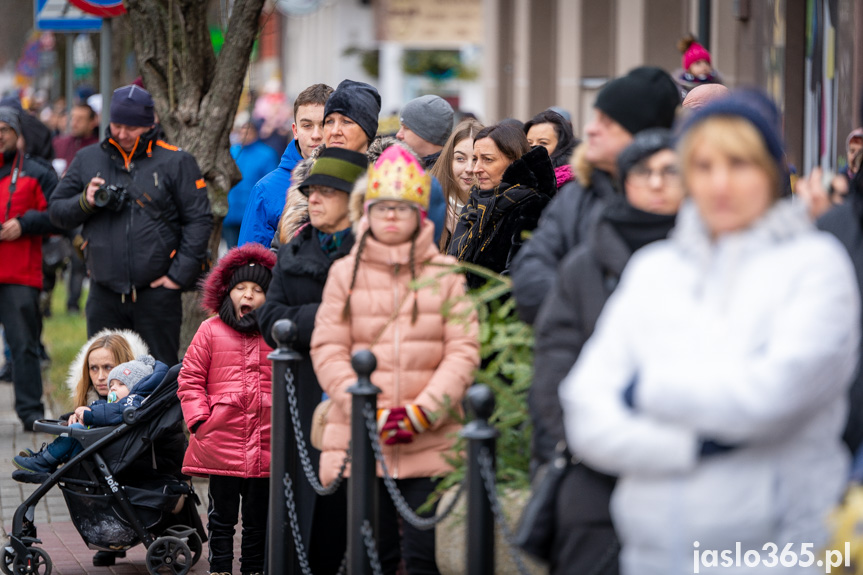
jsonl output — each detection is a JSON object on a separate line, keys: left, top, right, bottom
{"left": 12, "top": 355, "right": 168, "bottom": 477}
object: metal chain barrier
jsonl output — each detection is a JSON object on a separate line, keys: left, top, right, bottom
{"left": 360, "top": 520, "right": 385, "bottom": 575}
{"left": 361, "top": 404, "right": 465, "bottom": 530}
{"left": 477, "top": 447, "right": 533, "bottom": 575}
{"left": 284, "top": 368, "right": 350, "bottom": 496}
{"left": 283, "top": 473, "right": 349, "bottom": 575}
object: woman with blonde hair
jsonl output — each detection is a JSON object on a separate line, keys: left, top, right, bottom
{"left": 560, "top": 90, "right": 859, "bottom": 574}
{"left": 429, "top": 118, "right": 483, "bottom": 250}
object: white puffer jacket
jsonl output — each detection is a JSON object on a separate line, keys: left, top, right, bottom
{"left": 560, "top": 199, "right": 860, "bottom": 575}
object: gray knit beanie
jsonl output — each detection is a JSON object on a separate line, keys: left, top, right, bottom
{"left": 399, "top": 95, "right": 454, "bottom": 147}
{"left": 0, "top": 106, "right": 21, "bottom": 136}
{"left": 108, "top": 355, "right": 155, "bottom": 392}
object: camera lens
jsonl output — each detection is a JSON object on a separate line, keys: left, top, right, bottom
{"left": 93, "top": 188, "right": 108, "bottom": 207}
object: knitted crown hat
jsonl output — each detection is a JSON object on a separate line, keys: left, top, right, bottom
{"left": 200, "top": 243, "right": 277, "bottom": 315}
{"left": 107, "top": 355, "right": 155, "bottom": 392}
{"left": 365, "top": 145, "right": 431, "bottom": 212}
{"left": 299, "top": 147, "right": 368, "bottom": 196}
{"left": 594, "top": 66, "right": 680, "bottom": 135}
{"left": 324, "top": 79, "right": 381, "bottom": 141}
{"left": 110, "top": 85, "right": 155, "bottom": 127}
{"left": 399, "top": 95, "right": 454, "bottom": 147}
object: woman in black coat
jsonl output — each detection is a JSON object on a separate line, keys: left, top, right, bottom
{"left": 257, "top": 147, "right": 367, "bottom": 574}
{"left": 529, "top": 129, "right": 683, "bottom": 574}
{"left": 447, "top": 124, "right": 556, "bottom": 288}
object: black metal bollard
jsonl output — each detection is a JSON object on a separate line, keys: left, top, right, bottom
{"left": 347, "top": 350, "right": 381, "bottom": 575}
{"left": 267, "top": 319, "right": 303, "bottom": 575}
{"left": 461, "top": 384, "right": 499, "bottom": 575}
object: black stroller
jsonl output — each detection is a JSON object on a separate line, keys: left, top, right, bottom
{"left": 5, "top": 363, "right": 207, "bottom": 575}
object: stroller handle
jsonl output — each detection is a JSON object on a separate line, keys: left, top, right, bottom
{"left": 32, "top": 419, "right": 73, "bottom": 435}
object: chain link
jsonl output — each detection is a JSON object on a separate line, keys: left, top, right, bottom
{"left": 285, "top": 367, "right": 350, "bottom": 496}
{"left": 282, "top": 474, "right": 350, "bottom": 575}
{"left": 360, "top": 520, "right": 385, "bottom": 575}
{"left": 283, "top": 473, "right": 315, "bottom": 575}
{"left": 361, "top": 404, "right": 465, "bottom": 530}
{"left": 477, "top": 447, "right": 533, "bottom": 575}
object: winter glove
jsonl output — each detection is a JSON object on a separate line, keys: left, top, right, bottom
{"left": 376, "top": 404, "right": 432, "bottom": 445}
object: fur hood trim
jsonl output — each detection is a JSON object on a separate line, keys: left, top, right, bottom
{"left": 570, "top": 142, "right": 593, "bottom": 187}
{"left": 65, "top": 329, "right": 150, "bottom": 398}
{"left": 201, "top": 243, "right": 277, "bottom": 315}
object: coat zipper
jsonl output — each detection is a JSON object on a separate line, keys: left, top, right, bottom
{"left": 392, "top": 262, "right": 401, "bottom": 479}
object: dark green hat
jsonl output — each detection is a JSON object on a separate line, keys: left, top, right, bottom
{"left": 298, "top": 147, "right": 368, "bottom": 196}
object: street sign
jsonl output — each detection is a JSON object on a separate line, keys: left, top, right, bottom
{"left": 68, "top": 0, "right": 125, "bottom": 17}
{"left": 35, "top": 0, "right": 102, "bottom": 32}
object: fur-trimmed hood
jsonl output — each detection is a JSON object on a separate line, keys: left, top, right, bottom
{"left": 571, "top": 142, "right": 593, "bottom": 187}
{"left": 65, "top": 329, "right": 150, "bottom": 402}
{"left": 278, "top": 137, "right": 421, "bottom": 243}
{"left": 201, "top": 243, "right": 277, "bottom": 315}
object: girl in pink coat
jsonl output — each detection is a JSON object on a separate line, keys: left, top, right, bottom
{"left": 311, "top": 146, "right": 480, "bottom": 574}
{"left": 178, "top": 243, "right": 276, "bottom": 575}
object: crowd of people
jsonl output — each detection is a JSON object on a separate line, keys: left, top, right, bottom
{"left": 2, "top": 32, "right": 863, "bottom": 574}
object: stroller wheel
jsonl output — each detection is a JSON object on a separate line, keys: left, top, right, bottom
{"left": 145, "top": 536, "right": 191, "bottom": 575}
{"left": 11, "top": 547, "right": 51, "bottom": 575}
{"left": 1, "top": 547, "right": 13, "bottom": 575}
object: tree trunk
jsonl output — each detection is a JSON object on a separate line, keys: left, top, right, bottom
{"left": 123, "top": 0, "right": 266, "bottom": 355}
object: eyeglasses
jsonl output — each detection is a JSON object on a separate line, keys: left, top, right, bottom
{"left": 0, "top": 126, "right": 14, "bottom": 136}
{"left": 628, "top": 165, "right": 680, "bottom": 185}
{"left": 305, "top": 186, "right": 341, "bottom": 198}
{"left": 368, "top": 203, "right": 417, "bottom": 219}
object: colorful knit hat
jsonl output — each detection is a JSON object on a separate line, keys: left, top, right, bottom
{"left": 298, "top": 147, "right": 368, "bottom": 196}
{"left": 682, "top": 39, "right": 712, "bottom": 71}
{"left": 365, "top": 145, "right": 431, "bottom": 212}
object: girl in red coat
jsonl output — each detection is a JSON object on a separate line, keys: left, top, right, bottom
{"left": 178, "top": 243, "right": 276, "bottom": 575}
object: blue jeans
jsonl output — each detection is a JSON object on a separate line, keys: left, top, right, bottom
{"left": 45, "top": 423, "right": 85, "bottom": 464}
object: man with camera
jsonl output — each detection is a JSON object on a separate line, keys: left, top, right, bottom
{"left": 49, "top": 85, "right": 212, "bottom": 366}
{"left": 0, "top": 105, "right": 60, "bottom": 431}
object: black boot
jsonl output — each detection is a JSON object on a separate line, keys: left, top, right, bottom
{"left": 92, "top": 550, "right": 125, "bottom": 566}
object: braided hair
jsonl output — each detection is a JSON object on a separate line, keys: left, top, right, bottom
{"left": 342, "top": 229, "right": 371, "bottom": 322}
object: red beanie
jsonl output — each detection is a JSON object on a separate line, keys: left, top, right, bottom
{"left": 683, "top": 41, "right": 712, "bottom": 71}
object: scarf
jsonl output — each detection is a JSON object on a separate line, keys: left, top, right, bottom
{"left": 318, "top": 227, "right": 352, "bottom": 260}
{"left": 218, "top": 296, "right": 260, "bottom": 334}
{"left": 603, "top": 198, "right": 677, "bottom": 254}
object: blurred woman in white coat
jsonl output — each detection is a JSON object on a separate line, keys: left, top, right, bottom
{"left": 560, "top": 90, "right": 860, "bottom": 575}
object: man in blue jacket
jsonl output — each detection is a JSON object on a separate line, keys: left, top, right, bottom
{"left": 238, "top": 84, "right": 333, "bottom": 247}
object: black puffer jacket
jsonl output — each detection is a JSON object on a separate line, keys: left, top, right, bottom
{"left": 257, "top": 222, "right": 354, "bottom": 548}
{"left": 510, "top": 168, "right": 617, "bottom": 324}
{"left": 48, "top": 129, "right": 212, "bottom": 293}
{"left": 447, "top": 146, "right": 556, "bottom": 288}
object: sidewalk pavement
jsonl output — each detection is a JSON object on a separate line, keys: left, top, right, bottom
{"left": 0, "top": 365, "right": 245, "bottom": 574}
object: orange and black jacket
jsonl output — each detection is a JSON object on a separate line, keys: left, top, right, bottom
{"left": 48, "top": 127, "right": 212, "bottom": 294}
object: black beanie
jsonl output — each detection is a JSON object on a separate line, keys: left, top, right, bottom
{"left": 230, "top": 262, "right": 273, "bottom": 293}
{"left": 594, "top": 67, "right": 680, "bottom": 135}
{"left": 324, "top": 79, "right": 382, "bottom": 141}
{"left": 110, "top": 85, "right": 155, "bottom": 127}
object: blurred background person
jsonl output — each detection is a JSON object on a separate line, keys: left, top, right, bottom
{"left": 672, "top": 33, "right": 724, "bottom": 98}
{"left": 560, "top": 90, "right": 859, "bottom": 575}
{"left": 223, "top": 116, "right": 279, "bottom": 249}
{"left": 396, "top": 94, "right": 455, "bottom": 168}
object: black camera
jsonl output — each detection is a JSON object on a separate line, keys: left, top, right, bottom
{"left": 92, "top": 184, "right": 128, "bottom": 212}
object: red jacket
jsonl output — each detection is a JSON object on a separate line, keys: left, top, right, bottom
{"left": 178, "top": 316, "right": 273, "bottom": 478}
{"left": 0, "top": 153, "right": 57, "bottom": 288}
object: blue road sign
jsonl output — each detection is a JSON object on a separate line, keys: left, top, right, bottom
{"left": 35, "top": 0, "right": 102, "bottom": 32}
